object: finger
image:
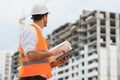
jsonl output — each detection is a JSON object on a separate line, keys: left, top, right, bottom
{"left": 61, "top": 57, "right": 67, "bottom": 63}
{"left": 62, "top": 50, "right": 65, "bottom": 53}
{"left": 60, "top": 58, "right": 65, "bottom": 63}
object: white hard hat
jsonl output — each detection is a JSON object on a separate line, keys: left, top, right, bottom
{"left": 31, "top": 5, "right": 49, "bottom": 15}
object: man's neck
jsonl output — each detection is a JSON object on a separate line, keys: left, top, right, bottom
{"left": 34, "top": 21, "right": 44, "bottom": 29}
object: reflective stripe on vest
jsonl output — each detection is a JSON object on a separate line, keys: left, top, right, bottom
{"left": 21, "top": 54, "right": 49, "bottom": 66}
{"left": 23, "top": 59, "right": 49, "bottom": 66}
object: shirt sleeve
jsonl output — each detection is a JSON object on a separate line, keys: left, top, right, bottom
{"left": 21, "top": 26, "right": 37, "bottom": 56}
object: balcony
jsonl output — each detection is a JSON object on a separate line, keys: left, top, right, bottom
{"left": 87, "top": 62, "right": 98, "bottom": 69}
{"left": 88, "top": 40, "right": 97, "bottom": 46}
{"left": 87, "top": 54, "right": 98, "bottom": 62}
{"left": 77, "top": 28, "right": 87, "bottom": 32}
{"left": 87, "top": 69, "right": 98, "bottom": 77}
{"left": 87, "top": 24, "right": 96, "bottom": 31}
{"left": 88, "top": 31, "right": 97, "bottom": 39}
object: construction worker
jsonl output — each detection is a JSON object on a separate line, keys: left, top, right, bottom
{"left": 19, "top": 5, "right": 67, "bottom": 80}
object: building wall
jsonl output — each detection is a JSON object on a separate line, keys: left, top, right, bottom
{"left": 0, "top": 51, "right": 6, "bottom": 80}
{"left": 10, "top": 51, "right": 19, "bottom": 80}
{"left": 48, "top": 22, "right": 81, "bottom": 80}
{"left": 48, "top": 10, "right": 120, "bottom": 80}
{"left": 0, "top": 51, "right": 13, "bottom": 80}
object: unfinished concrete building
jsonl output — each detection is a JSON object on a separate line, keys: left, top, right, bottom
{"left": 48, "top": 22, "right": 81, "bottom": 80}
{"left": 79, "top": 10, "right": 120, "bottom": 80}
{"left": 48, "top": 10, "right": 120, "bottom": 80}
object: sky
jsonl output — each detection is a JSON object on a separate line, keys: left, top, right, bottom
{"left": 0, "top": 0, "right": 120, "bottom": 51}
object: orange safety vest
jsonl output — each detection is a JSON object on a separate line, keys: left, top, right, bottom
{"left": 19, "top": 23, "right": 52, "bottom": 79}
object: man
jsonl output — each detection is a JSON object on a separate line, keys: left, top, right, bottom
{"left": 19, "top": 5, "right": 67, "bottom": 80}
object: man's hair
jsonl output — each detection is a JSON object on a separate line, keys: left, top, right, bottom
{"left": 31, "top": 13, "right": 48, "bottom": 21}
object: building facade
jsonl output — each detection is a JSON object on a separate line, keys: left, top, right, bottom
{"left": 48, "top": 10, "right": 120, "bottom": 80}
{"left": 0, "top": 51, "right": 12, "bottom": 80}
{"left": 10, "top": 51, "right": 20, "bottom": 80}
{"left": 47, "top": 22, "right": 81, "bottom": 80}
{"left": 80, "top": 10, "right": 120, "bottom": 80}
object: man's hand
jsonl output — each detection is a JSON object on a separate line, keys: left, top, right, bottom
{"left": 50, "top": 55, "right": 69, "bottom": 68}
